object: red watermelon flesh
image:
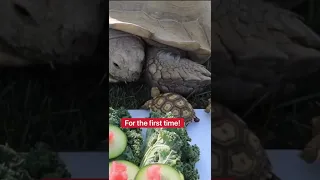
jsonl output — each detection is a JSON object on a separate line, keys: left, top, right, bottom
{"left": 109, "top": 132, "right": 115, "bottom": 145}
{"left": 110, "top": 161, "right": 128, "bottom": 180}
{"left": 147, "top": 165, "right": 161, "bottom": 180}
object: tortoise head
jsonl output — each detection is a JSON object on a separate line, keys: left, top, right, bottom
{"left": 109, "top": 29, "right": 145, "bottom": 83}
{"left": 151, "top": 87, "right": 161, "bottom": 98}
{"left": 141, "top": 100, "right": 152, "bottom": 109}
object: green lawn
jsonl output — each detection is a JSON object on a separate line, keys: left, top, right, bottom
{"left": 109, "top": 83, "right": 211, "bottom": 109}
{"left": 0, "top": 64, "right": 109, "bottom": 151}
{"left": 0, "top": 63, "right": 210, "bottom": 152}
{"left": 0, "top": 60, "right": 318, "bottom": 152}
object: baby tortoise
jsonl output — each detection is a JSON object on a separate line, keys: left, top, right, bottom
{"left": 141, "top": 87, "right": 200, "bottom": 126}
{"left": 300, "top": 116, "right": 320, "bottom": 163}
{"left": 212, "top": 102, "right": 280, "bottom": 179}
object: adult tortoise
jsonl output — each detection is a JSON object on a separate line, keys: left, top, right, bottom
{"left": 109, "top": 1, "right": 211, "bottom": 96}
{"left": 109, "top": 0, "right": 320, "bottom": 103}
{"left": 210, "top": 102, "right": 281, "bottom": 179}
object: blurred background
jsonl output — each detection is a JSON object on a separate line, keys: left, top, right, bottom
{"left": 1, "top": 0, "right": 320, "bottom": 152}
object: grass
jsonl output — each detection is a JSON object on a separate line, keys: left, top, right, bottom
{"left": 236, "top": 81, "right": 320, "bottom": 149}
{"left": 109, "top": 83, "right": 211, "bottom": 110}
{"left": 0, "top": 61, "right": 211, "bottom": 152}
{"left": 2, "top": 57, "right": 320, "bottom": 153}
{"left": 0, "top": 63, "right": 109, "bottom": 152}
{"left": 242, "top": 99, "right": 314, "bottom": 149}
{"left": 0, "top": 60, "right": 319, "bottom": 151}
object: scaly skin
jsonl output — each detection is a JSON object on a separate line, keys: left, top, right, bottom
{"left": 109, "top": 29, "right": 145, "bottom": 82}
{"left": 144, "top": 47, "right": 211, "bottom": 95}
{"left": 109, "top": 29, "right": 211, "bottom": 95}
{"left": 141, "top": 87, "right": 160, "bottom": 109}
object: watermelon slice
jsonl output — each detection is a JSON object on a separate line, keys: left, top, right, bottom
{"left": 135, "top": 164, "right": 182, "bottom": 180}
{"left": 109, "top": 131, "right": 115, "bottom": 145}
{"left": 109, "top": 124, "right": 127, "bottom": 159}
{"left": 109, "top": 160, "right": 139, "bottom": 180}
{"left": 110, "top": 161, "right": 128, "bottom": 180}
{"left": 146, "top": 165, "right": 161, "bottom": 180}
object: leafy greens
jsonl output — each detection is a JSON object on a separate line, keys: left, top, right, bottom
{"left": 109, "top": 108, "right": 200, "bottom": 180}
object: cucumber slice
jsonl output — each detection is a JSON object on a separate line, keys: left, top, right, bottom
{"left": 179, "top": 171, "right": 185, "bottom": 180}
{"left": 109, "top": 160, "right": 139, "bottom": 180}
{"left": 109, "top": 124, "right": 127, "bottom": 159}
{"left": 135, "top": 164, "right": 182, "bottom": 180}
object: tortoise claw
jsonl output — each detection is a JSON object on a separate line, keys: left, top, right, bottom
{"left": 194, "top": 117, "right": 200, "bottom": 122}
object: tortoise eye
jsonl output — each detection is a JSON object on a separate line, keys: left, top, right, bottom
{"left": 113, "top": 62, "right": 120, "bottom": 69}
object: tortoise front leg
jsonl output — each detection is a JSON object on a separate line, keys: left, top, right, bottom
{"left": 144, "top": 47, "right": 211, "bottom": 96}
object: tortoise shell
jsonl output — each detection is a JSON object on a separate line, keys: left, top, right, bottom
{"left": 148, "top": 92, "right": 198, "bottom": 125}
{"left": 212, "top": 102, "right": 277, "bottom": 179}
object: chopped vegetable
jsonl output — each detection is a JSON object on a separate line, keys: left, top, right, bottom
{"left": 147, "top": 165, "right": 160, "bottom": 180}
{"left": 109, "top": 125, "right": 128, "bottom": 159}
{"left": 109, "top": 107, "right": 144, "bottom": 165}
{"left": 108, "top": 108, "right": 200, "bottom": 180}
{"left": 109, "top": 160, "right": 139, "bottom": 180}
{"left": 135, "top": 164, "right": 181, "bottom": 180}
{"left": 110, "top": 161, "right": 128, "bottom": 180}
{"left": 109, "top": 132, "right": 115, "bottom": 145}
{"left": 140, "top": 111, "right": 200, "bottom": 180}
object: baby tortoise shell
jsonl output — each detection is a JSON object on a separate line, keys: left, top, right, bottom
{"left": 142, "top": 87, "right": 199, "bottom": 126}
{"left": 211, "top": 102, "right": 280, "bottom": 180}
